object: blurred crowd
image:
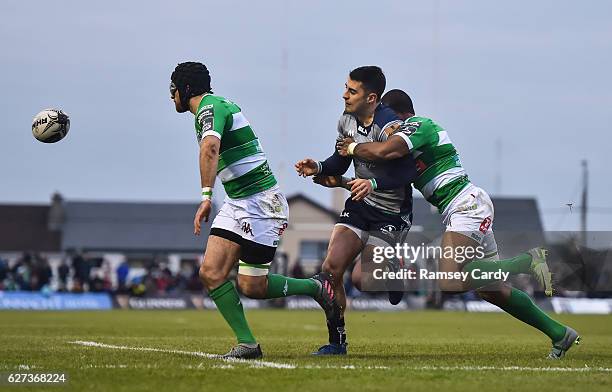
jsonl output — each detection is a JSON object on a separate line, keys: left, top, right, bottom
{"left": 0, "top": 252, "right": 203, "bottom": 295}
{"left": 1, "top": 246, "right": 609, "bottom": 298}
{"left": 0, "top": 253, "right": 54, "bottom": 292}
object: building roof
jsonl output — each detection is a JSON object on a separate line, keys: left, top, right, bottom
{"left": 0, "top": 204, "right": 61, "bottom": 251}
{"left": 61, "top": 200, "right": 212, "bottom": 253}
{"left": 0, "top": 193, "right": 545, "bottom": 256}
{"left": 286, "top": 194, "right": 338, "bottom": 221}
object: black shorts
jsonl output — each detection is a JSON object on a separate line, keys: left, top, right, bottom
{"left": 210, "top": 227, "right": 277, "bottom": 265}
{"left": 337, "top": 198, "right": 412, "bottom": 246}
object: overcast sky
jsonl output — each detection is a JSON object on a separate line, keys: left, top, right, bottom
{"left": 1, "top": 0, "right": 610, "bottom": 232}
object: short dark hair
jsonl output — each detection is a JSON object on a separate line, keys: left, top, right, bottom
{"left": 349, "top": 66, "right": 386, "bottom": 102}
{"left": 381, "top": 89, "right": 415, "bottom": 115}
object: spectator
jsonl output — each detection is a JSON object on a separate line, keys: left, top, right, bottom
{"left": 58, "top": 260, "right": 70, "bottom": 292}
{"left": 72, "top": 252, "right": 90, "bottom": 289}
{"left": 291, "top": 259, "right": 305, "bottom": 279}
{"left": 0, "top": 257, "right": 7, "bottom": 289}
{"left": 186, "top": 264, "right": 204, "bottom": 292}
{"left": 13, "top": 253, "right": 32, "bottom": 290}
{"left": 116, "top": 260, "right": 130, "bottom": 293}
{"left": 32, "top": 253, "right": 52, "bottom": 290}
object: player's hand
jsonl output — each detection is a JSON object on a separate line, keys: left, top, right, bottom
{"left": 194, "top": 200, "right": 212, "bottom": 235}
{"left": 336, "top": 137, "right": 354, "bottom": 157}
{"left": 348, "top": 178, "right": 373, "bottom": 201}
{"left": 295, "top": 158, "right": 319, "bottom": 177}
{"left": 313, "top": 175, "right": 342, "bottom": 188}
{"left": 384, "top": 123, "right": 401, "bottom": 137}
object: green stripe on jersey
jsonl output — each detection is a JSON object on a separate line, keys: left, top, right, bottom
{"left": 223, "top": 161, "right": 277, "bottom": 199}
{"left": 397, "top": 116, "right": 470, "bottom": 212}
{"left": 429, "top": 176, "right": 470, "bottom": 212}
{"left": 194, "top": 94, "right": 277, "bottom": 199}
{"left": 218, "top": 139, "right": 263, "bottom": 173}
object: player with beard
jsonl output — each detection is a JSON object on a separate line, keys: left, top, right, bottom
{"left": 170, "top": 61, "right": 340, "bottom": 359}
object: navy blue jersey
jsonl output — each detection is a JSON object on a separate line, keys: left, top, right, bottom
{"left": 321, "top": 103, "right": 418, "bottom": 215}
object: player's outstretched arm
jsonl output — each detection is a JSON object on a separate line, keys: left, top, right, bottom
{"left": 313, "top": 175, "right": 352, "bottom": 190}
{"left": 194, "top": 135, "right": 220, "bottom": 235}
{"left": 295, "top": 150, "right": 352, "bottom": 178}
{"left": 337, "top": 135, "right": 409, "bottom": 161}
{"left": 294, "top": 158, "right": 319, "bottom": 177}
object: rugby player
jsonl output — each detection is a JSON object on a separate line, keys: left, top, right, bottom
{"left": 170, "top": 62, "right": 339, "bottom": 359}
{"left": 295, "top": 66, "right": 418, "bottom": 355}
{"left": 336, "top": 89, "right": 580, "bottom": 359}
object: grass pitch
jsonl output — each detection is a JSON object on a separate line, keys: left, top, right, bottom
{"left": 0, "top": 309, "right": 611, "bottom": 391}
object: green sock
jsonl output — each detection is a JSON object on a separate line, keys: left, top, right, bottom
{"left": 265, "top": 274, "right": 319, "bottom": 298}
{"left": 209, "top": 281, "right": 256, "bottom": 344}
{"left": 463, "top": 252, "right": 532, "bottom": 290}
{"left": 499, "top": 288, "right": 567, "bottom": 342}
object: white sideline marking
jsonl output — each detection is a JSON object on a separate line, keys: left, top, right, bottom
{"left": 406, "top": 365, "right": 612, "bottom": 373}
{"left": 68, "top": 340, "right": 296, "bottom": 369}
{"left": 68, "top": 341, "right": 612, "bottom": 372}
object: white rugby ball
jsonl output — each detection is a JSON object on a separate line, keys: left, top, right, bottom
{"left": 32, "top": 108, "right": 70, "bottom": 143}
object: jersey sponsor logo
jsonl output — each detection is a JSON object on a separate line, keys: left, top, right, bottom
{"left": 197, "top": 106, "right": 214, "bottom": 135}
{"left": 357, "top": 125, "right": 369, "bottom": 136}
{"left": 400, "top": 121, "right": 421, "bottom": 136}
{"left": 479, "top": 216, "right": 492, "bottom": 234}
{"left": 259, "top": 162, "right": 272, "bottom": 176}
{"left": 354, "top": 160, "right": 376, "bottom": 170}
{"left": 241, "top": 222, "right": 254, "bottom": 236}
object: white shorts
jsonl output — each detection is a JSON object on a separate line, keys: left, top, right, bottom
{"left": 211, "top": 185, "right": 289, "bottom": 276}
{"left": 441, "top": 184, "right": 498, "bottom": 259}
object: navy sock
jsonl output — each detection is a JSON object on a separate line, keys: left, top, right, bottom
{"left": 327, "top": 317, "right": 346, "bottom": 345}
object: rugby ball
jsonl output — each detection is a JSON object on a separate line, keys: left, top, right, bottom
{"left": 32, "top": 108, "right": 70, "bottom": 143}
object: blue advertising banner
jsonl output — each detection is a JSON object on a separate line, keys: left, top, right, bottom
{"left": 0, "top": 292, "right": 113, "bottom": 310}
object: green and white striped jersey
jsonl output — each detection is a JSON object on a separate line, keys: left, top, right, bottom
{"left": 195, "top": 94, "right": 277, "bottom": 199}
{"left": 395, "top": 116, "right": 470, "bottom": 213}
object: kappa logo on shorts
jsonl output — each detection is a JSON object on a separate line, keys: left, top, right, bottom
{"left": 479, "top": 216, "right": 492, "bottom": 234}
{"left": 241, "top": 222, "right": 254, "bottom": 236}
